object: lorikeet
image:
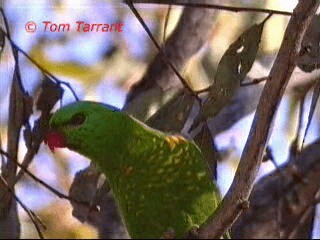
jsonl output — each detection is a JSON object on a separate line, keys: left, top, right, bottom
{"left": 45, "top": 101, "right": 221, "bottom": 239}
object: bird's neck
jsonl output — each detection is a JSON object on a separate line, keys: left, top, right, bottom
{"left": 93, "top": 114, "right": 164, "bottom": 183}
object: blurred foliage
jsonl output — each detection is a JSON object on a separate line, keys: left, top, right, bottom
{"left": 21, "top": 203, "right": 98, "bottom": 239}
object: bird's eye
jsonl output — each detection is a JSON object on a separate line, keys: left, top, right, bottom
{"left": 70, "top": 113, "right": 86, "bottom": 126}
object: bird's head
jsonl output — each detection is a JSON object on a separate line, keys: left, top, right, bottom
{"left": 45, "top": 101, "right": 121, "bottom": 159}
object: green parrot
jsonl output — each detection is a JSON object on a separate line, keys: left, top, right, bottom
{"left": 45, "top": 101, "right": 221, "bottom": 239}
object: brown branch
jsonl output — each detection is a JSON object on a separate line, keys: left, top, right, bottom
{"left": 193, "top": 1, "right": 320, "bottom": 238}
{"left": 232, "top": 139, "right": 320, "bottom": 238}
{"left": 0, "top": 8, "right": 30, "bottom": 238}
{"left": 129, "top": 0, "right": 292, "bottom": 16}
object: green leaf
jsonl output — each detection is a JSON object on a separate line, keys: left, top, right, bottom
{"left": 146, "top": 90, "right": 195, "bottom": 133}
{"left": 192, "top": 15, "right": 270, "bottom": 129}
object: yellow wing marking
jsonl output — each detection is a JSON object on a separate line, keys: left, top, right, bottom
{"left": 164, "top": 135, "right": 187, "bottom": 150}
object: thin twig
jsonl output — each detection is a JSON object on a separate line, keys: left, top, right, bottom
{"left": 163, "top": 4, "right": 172, "bottom": 44}
{"left": 0, "top": 175, "right": 44, "bottom": 239}
{"left": 0, "top": 149, "right": 90, "bottom": 207}
{"left": 125, "top": 1, "right": 201, "bottom": 102}
{"left": 302, "top": 78, "right": 320, "bottom": 150}
{"left": 0, "top": 26, "right": 79, "bottom": 101}
{"left": 265, "top": 146, "right": 287, "bottom": 179}
{"left": 241, "top": 76, "right": 270, "bottom": 86}
{"left": 129, "top": 1, "right": 292, "bottom": 16}
{"left": 0, "top": 134, "right": 4, "bottom": 165}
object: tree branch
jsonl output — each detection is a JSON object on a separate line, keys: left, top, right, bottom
{"left": 130, "top": 0, "right": 292, "bottom": 16}
{"left": 0, "top": 8, "right": 31, "bottom": 238}
{"left": 232, "top": 138, "right": 320, "bottom": 238}
{"left": 193, "top": 1, "right": 320, "bottom": 238}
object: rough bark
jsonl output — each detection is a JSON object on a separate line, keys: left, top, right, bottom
{"left": 232, "top": 139, "right": 320, "bottom": 239}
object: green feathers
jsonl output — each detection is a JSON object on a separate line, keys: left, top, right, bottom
{"left": 47, "top": 101, "right": 221, "bottom": 238}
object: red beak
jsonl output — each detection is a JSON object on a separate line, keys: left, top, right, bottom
{"left": 44, "top": 131, "right": 66, "bottom": 152}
